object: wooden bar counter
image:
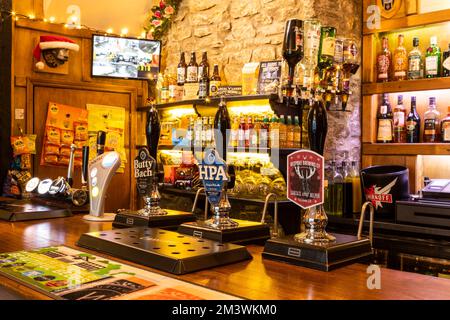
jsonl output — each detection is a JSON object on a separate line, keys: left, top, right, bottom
{"left": 0, "top": 215, "right": 449, "bottom": 300}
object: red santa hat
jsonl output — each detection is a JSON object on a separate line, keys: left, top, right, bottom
{"left": 33, "top": 35, "right": 80, "bottom": 69}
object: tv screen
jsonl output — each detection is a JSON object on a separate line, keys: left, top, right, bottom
{"left": 92, "top": 35, "right": 161, "bottom": 80}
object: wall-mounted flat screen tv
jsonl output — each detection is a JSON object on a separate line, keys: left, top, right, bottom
{"left": 92, "top": 35, "right": 161, "bottom": 80}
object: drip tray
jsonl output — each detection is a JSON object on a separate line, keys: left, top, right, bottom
{"left": 0, "top": 199, "right": 72, "bottom": 221}
{"left": 77, "top": 227, "right": 252, "bottom": 275}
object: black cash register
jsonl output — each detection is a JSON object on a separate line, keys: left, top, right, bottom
{"left": 396, "top": 179, "right": 450, "bottom": 228}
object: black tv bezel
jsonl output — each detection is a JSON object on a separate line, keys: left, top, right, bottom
{"left": 90, "top": 34, "right": 162, "bottom": 81}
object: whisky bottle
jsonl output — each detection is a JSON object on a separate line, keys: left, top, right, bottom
{"left": 318, "top": 26, "right": 337, "bottom": 78}
{"left": 425, "top": 37, "right": 441, "bottom": 78}
{"left": 441, "top": 106, "right": 450, "bottom": 143}
{"left": 423, "top": 97, "right": 441, "bottom": 142}
{"left": 406, "top": 96, "right": 421, "bottom": 143}
{"left": 177, "top": 52, "right": 187, "bottom": 85}
{"left": 186, "top": 51, "right": 198, "bottom": 83}
{"left": 408, "top": 37, "right": 423, "bottom": 80}
{"left": 393, "top": 95, "right": 406, "bottom": 143}
{"left": 377, "top": 37, "right": 391, "bottom": 82}
{"left": 393, "top": 34, "right": 408, "bottom": 81}
{"left": 376, "top": 94, "right": 393, "bottom": 143}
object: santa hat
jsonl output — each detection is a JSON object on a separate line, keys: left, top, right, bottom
{"left": 33, "top": 35, "right": 80, "bottom": 69}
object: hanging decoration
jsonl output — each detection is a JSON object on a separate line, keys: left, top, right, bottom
{"left": 145, "top": 0, "right": 182, "bottom": 40}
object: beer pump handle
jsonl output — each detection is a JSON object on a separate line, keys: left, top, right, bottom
{"left": 146, "top": 102, "right": 161, "bottom": 162}
{"left": 67, "top": 144, "right": 76, "bottom": 187}
{"left": 227, "top": 164, "right": 236, "bottom": 190}
{"left": 97, "top": 131, "right": 106, "bottom": 156}
{"left": 81, "top": 146, "right": 89, "bottom": 186}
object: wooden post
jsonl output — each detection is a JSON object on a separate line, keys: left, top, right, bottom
{"left": 0, "top": 0, "right": 13, "bottom": 189}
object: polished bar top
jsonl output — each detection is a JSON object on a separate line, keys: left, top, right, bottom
{"left": 0, "top": 215, "right": 449, "bottom": 300}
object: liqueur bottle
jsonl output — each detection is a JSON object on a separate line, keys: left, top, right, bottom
{"left": 186, "top": 51, "right": 198, "bottom": 83}
{"left": 317, "top": 26, "right": 337, "bottom": 78}
{"left": 393, "top": 95, "right": 406, "bottom": 143}
{"left": 443, "top": 44, "right": 450, "bottom": 77}
{"left": 177, "top": 52, "right": 187, "bottom": 85}
{"left": 423, "top": 97, "right": 441, "bottom": 142}
{"left": 393, "top": 34, "right": 408, "bottom": 81}
{"left": 408, "top": 37, "right": 423, "bottom": 80}
{"left": 376, "top": 94, "right": 393, "bottom": 143}
{"left": 425, "top": 36, "right": 441, "bottom": 78}
{"left": 377, "top": 37, "right": 391, "bottom": 82}
{"left": 406, "top": 96, "right": 421, "bottom": 143}
{"left": 441, "top": 107, "right": 450, "bottom": 143}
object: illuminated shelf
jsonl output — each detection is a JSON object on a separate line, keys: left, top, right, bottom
{"left": 136, "top": 94, "right": 272, "bottom": 111}
{"left": 362, "top": 143, "right": 450, "bottom": 156}
{"left": 363, "top": 8, "right": 450, "bottom": 35}
{"left": 362, "top": 77, "right": 450, "bottom": 95}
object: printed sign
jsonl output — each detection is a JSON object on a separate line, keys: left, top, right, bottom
{"left": 377, "top": 0, "right": 403, "bottom": 18}
{"left": 364, "top": 177, "right": 397, "bottom": 209}
{"left": 257, "top": 60, "right": 282, "bottom": 94}
{"left": 217, "top": 86, "right": 242, "bottom": 97}
{"left": 198, "top": 149, "right": 228, "bottom": 206}
{"left": 134, "top": 147, "right": 155, "bottom": 195}
{"left": 0, "top": 246, "right": 239, "bottom": 300}
{"left": 287, "top": 150, "right": 324, "bottom": 209}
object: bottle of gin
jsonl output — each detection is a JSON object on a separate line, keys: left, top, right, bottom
{"left": 425, "top": 36, "right": 441, "bottom": 78}
{"left": 393, "top": 34, "right": 408, "bottom": 81}
{"left": 423, "top": 97, "right": 441, "bottom": 142}
{"left": 441, "top": 106, "right": 450, "bottom": 143}
{"left": 408, "top": 37, "right": 423, "bottom": 80}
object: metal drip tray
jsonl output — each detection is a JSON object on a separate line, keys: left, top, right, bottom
{"left": 77, "top": 227, "right": 252, "bottom": 274}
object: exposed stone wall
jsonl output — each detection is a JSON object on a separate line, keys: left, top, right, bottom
{"left": 162, "top": 0, "right": 362, "bottom": 163}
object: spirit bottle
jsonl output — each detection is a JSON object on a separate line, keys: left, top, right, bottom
{"left": 425, "top": 36, "right": 441, "bottom": 78}
{"left": 423, "top": 97, "right": 441, "bottom": 142}
{"left": 318, "top": 26, "right": 336, "bottom": 79}
{"left": 408, "top": 37, "right": 423, "bottom": 80}
{"left": 443, "top": 44, "right": 450, "bottom": 77}
{"left": 376, "top": 94, "right": 393, "bottom": 143}
{"left": 393, "top": 95, "right": 406, "bottom": 143}
{"left": 406, "top": 96, "right": 421, "bottom": 143}
{"left": 441, "top": 107, "right": 450, "bottom": 143}
{"left": 393, "top": 34, "right": 408, "bottom": 81}
{"left": 377, "top": 37, "right": 391, "bottom": 82}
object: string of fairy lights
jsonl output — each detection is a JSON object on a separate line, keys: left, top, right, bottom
{"left": 0, "top": 8, "right": 151, "bottom": 39}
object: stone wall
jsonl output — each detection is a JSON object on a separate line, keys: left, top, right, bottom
{"left": 162, "top": 0, "right": 362, "bottom": 163}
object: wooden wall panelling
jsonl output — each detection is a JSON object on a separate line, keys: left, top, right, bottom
{"left": 26, "top": 79, "right": 137, "bottom": 211}
{"left": 362, "top": 34, "right": 375, "bottom": 83}
{"left": 362, "top": 95, "right": 377, "bottom": 143}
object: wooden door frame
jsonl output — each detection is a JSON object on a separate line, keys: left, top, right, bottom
{"left": 26, "top": 78, "right": 138, "bottom": 209}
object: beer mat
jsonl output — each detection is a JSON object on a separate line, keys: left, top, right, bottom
{"left": 0, "top": 246, "right": 241, "bottom": 300}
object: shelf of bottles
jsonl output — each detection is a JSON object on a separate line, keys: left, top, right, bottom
{"left": 363, "top": 11, "right": 450, "bottom": 153}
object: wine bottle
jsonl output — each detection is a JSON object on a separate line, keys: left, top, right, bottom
{"left": 406, "top": 96, "right": 420, "bottom": 143}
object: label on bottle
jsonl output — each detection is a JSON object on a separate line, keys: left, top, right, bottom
{"left": 260, "top": 129, "right": 268, "bottom": 146}
{"left": 394, "top": 111, "right": 405, "bottom": 127}
{"left": 322, "top": 37, "right": 335, "bottom": 57}
{"left": 408, "top": 55, "right": 421, "bottom": 78}
{"left": 377, "top": 55, "right": 389, "bottom": 79}
{"left": 198, "top": 82, "right": 208, "bottom": 98}
{"left": 304, "top": 30, "right": 320, "bottom": 58}
{"left": 425, "top": 56, "right": 438, "bottom": 75}
{"left": 443, "top": 57, "right": 450, "bottom": 72}
{"left": 177, "top": 67, "right": 185, "bottom": 84}
{"left": 343, "top": 43, "right": 358, "bottom": 61}
{"left": 377, "top": 119, "right": 393, "bottom": 141}
{"left": 187, "top": 66, "right": 198, "bottom": 82}
{"left": 442, "top": 121, "right": 450, "bottom": 142}
{"left": 424, "top": 118, "right": 437, "bottom": 135}
{"left": 209, "top": 81, "right": 221, "bottom": 96}
{"left": 238, "top": 128, "right": 245, "bottom": 143}
{"left": 380, "top": 105, "right": 387, "bottom": 114}
{"left": 394, "top": 57, "right": 406, "bottom": 77}
{"left": 198, "top": 66, "right": 205, "bottom": 81}
{"left": 169, "top": 85, "right": 177, "bottom": 99}
{"left": 406, "top": 120, "right": 419, "bottom": 141}
{"left": 160, "top": 87, "right": 169, "bottom": 101}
